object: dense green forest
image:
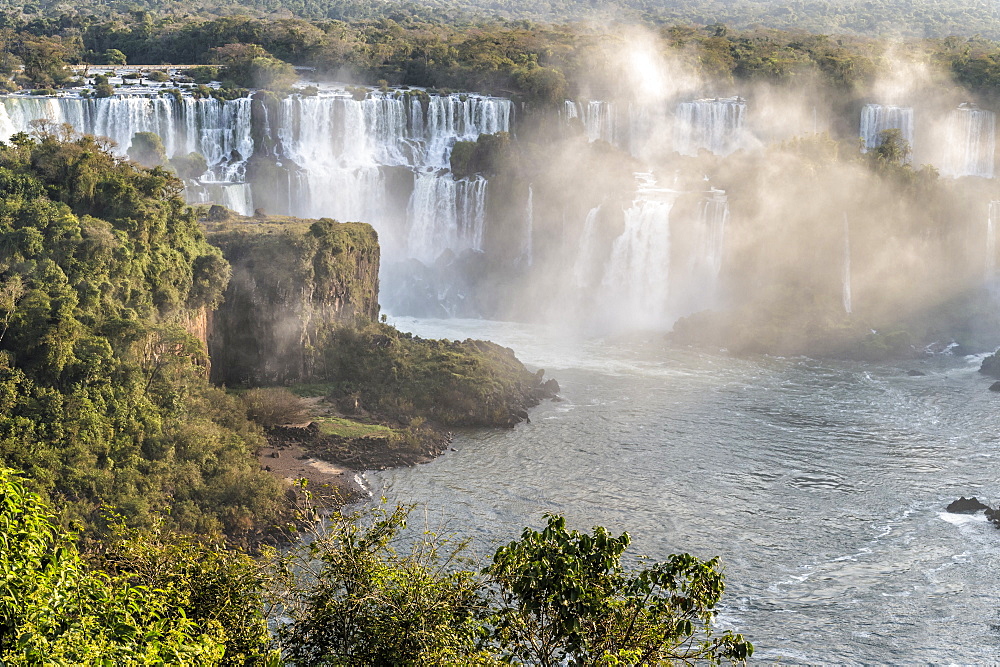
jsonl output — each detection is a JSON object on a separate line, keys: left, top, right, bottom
{"left": 5, "top": 3, "right": 1000, "bottom": 103}
{"left": 0, "top": 125, "right": 290, "bottom": 541}
{"left": 1, "top": 0, "right": 999, "bottom": 39}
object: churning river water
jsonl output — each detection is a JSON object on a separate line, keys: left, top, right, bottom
{"left": 368, "top": 317, "right": 1000, "bottom": 662}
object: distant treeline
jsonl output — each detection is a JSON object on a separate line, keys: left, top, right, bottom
{"left": 3, "top": 0, "right": 1000, "bottom": 39}
{"left": 5, "top": 7, "right": 1000, "bottom": 103}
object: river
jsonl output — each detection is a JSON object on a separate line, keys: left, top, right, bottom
{"left": 367, "top": 316, "right": 1000, "bottom": 662}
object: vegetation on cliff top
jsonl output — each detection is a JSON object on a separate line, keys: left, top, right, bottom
{"left": 0, "top": 126, "right": 287, "bottom": 540}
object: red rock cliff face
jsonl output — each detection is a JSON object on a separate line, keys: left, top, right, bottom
{"left": 180, "top": 307, "right": 212, "bottom": 350}
{"left": 205, "top": 219, "right": 380, "bottom": 385}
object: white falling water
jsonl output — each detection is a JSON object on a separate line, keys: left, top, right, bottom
{"left": 274, "top": 90, "right": 510, "bottom": 258}
{"left": 674, "top": 98, "right": 747, "bottom": 156}
{"left": 0, "top": 93, "right": 256, "bottom": 210}
{"left": 190, "top": 182, "right": 255, "bottom": 217}
{"left": 564, "top": 100, "right": 617, "bottom": 144}
{"left": 940, "top": 105, "right": 996, "bottom": 178}
{"left": 406, "top": 170, "right": 488, "bottom": 264}
{"left": 602, "top": 178, "right": 677, "bottom": 328}
{"left": 859, "top": 103, "right": 914, "bottom": 153}
{"left": 571, "top": 206, "right": 602, "bottom": 288}
{"left": 523, "top": 185, "right": 534, "bottom": 266}
{"left": 0, "top": 95, "right": 254, "bottom": 180}
{"left": 843, "top": 213, "right": 853, "bottom": 314}
{"left": 0, "top": 89, "right": 511, "bottom": 263}
{"left": 988, "top": 202, "right": 1000, "bottom": 277}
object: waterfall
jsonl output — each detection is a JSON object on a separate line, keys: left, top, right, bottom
{"left": 843, "top": 213, "right": 853, "bottom": 315}
{"left": 571, "top": 206, "right": 602, "bottom": 288}
{"left": 0, "top": 95, "right": 254, "bottom": 179}
{"left": 272, "top": 90, "right": 508, "bottom": 256}
{"left": 940, "top": 105, "right": 996, "bottom": 178}
{"left": 0, "top": 89, "right": 511, "bottom": 266}
{"left": 190, "top": 182, "right": 255, "bottom": 217}
{"left": 406, "top": 170, "right": 488, "bottom": 264}
{"left": 860, "top": 103, "right": 914, "bottom": 152}
{"left": 602, "top": 179, "right": 676, "bottom": 328}
{"left": 988, "top": 202, "right": 1000, "bottom": 277}
{"left": 670, "top": 188, "right": 729, "bottom": 318}
{"left": 674, "top": 97, "right": 747, "bottom": 156}
{"left": 0, "top": 94, "right": 256, "bottom": 210}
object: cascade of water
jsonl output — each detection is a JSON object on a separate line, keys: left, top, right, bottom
{"left": 691, "top": 189, "right": 728, "bottom": 299}
{"left": 0, "top": 94, "right": 256, "bottom": 208}
{"left": 843, "top": 213, "right": 853, "bottom": 314}
{"left": 988, "top": 202, "right": 1000, "bottom": 276}
{"left": 674, "top": 98, "right": 747, "bottom": 156}
{"left": 190, "top": 182, "right": 255, "bottom": 216}
{"left": 571, "top": 206, "right": 602, "bottom": 288}
{"left": 405, "top": 170, "right": 488, "bottom": 263}
{"left": 602, "top": 180, "right": 676, "bottom": 328}
{"left": 941, "top": 105, "right": 996, "bottom": 178}
{"left": 859, "top": 103, "right": 914, "bottom": 152}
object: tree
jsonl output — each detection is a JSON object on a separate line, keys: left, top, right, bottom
{"left": 209, "top": 43, "right": 297, "bottom": 90}
{"left": 870, "top": 128, "right": 911, "bottom": 165}
{"left": 486, "top": 514, "right": 754, "bottom": 665}
{"left": 279, "top": 503, "right": 492, "bottom": 665}
{"left": 278, "top": 506, "right": 753, "bottom": 665}
{"left": 128, "top": 131, "right": 168, "bottom": 167}
{"left": 0, "top": 467, "right": 225, "bottom": 663}
{"left": 103, "top": 48, "right": 127, "bottom": 65}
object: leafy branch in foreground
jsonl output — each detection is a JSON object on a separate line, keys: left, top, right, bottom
{"left": 279, "top": 505, "right": 752, "bottom": 665}
{"left": 488, "top": 514, "right": 753, "bottom": 666}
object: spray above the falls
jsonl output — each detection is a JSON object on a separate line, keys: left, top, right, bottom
{"left": 843, "top": 214, "right": 853, "bottom": 315}
{"left": 561, "top": 96, "right": 747, "bottom": 159}
{"left": 593, "top": 175, "right": 729, "bottom": 330}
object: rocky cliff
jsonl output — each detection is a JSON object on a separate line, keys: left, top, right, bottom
{"left": 206, "top": 216, "right": 380, "bottom": 385}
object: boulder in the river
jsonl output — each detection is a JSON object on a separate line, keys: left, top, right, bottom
{"left": 946, "top": 496, "right": 991, "bottom": 513}
{"left": 990, "top": 382, "right": 1000, "bottom": 392}
{"left": 987, "top": 508, "right": 1000, "bottom": 528}
{"left": 906, "top": 370, "right": 926, "bottom": 377}
{"left": 981, "top": 350, "right": 1000, "bottom": 378}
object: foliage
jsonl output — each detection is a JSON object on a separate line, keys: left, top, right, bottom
{"left": 278, "top": 503, "right": 752, "bottom": 666}
{"left": 102, "top": 48, "right": 126, "bottom": 65}
{"left": 94, "top": 519, "right": 280, "bottom": 665}
{"left": 488, "top": 514, "right": 753, "bottom": 665}
{"left": 279, "top": 503, "right": 492, "bottom": 665}
{"left": 209, "top": 42, "right": 297, "bottom": 90}
{"left": 127, "top": 130, "right": 168, "bottom": 167}
{"left": 171, "top": 150, "right": 210, "bottom": 180}
{"left": 450, "top": 132, "right": 514, "bottom": 179}
{"left": 0, "top": 467, "right": 226, "bottom": 664}
{"left": 241, "top": 386, "right": 310, "bottom": 429}
{"left": 0, "top": 130, "right": 285, "bottom": 539}
{"left": 319, "top": 320, "right": 550, "bottom": 427}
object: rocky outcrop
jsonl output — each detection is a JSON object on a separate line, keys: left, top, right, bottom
{"left": 946, "top": 496, "right": 991, "bottom": 513}
{"left": 206, "top": 217, "right": 380, "bottom": 385}
{"left": 982, "top": 351, "right": 1000, "bottom": 378}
